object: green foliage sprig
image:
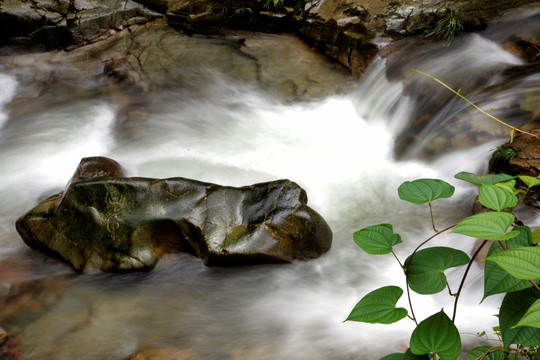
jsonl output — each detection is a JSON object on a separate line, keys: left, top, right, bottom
{"left": 347, "top": 173, "right": 540, "bottom": 360}
{"left": 424, "top": 5, "right": 463, "bottom": 46}
{"left": 235, "top": 6, "right": 254, "bottom": 16}
{"left": 492, "top": 147, "right": 517, "bottom": 163}
{"left": 206, "top": 3, "right": 228, "bottom": 14}
{"left": 263, "top": 0, "right": 284, "bottom": 11}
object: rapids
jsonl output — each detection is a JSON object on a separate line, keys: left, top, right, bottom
{"left": 0, "top": 8, "right": 539, "bottom": 359}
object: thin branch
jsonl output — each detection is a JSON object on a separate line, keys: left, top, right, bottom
{"left": 529, "top": 280, "right": 540, "bottom": 293}
{"left": 406, "top": 223, "right": 458, "bottom": 267}
{"left": 406, "top": 283, "right": 418, "bottom": 326}
{"left": 446, "top": 281, "right": 455, "bottom": 297}
{"left": 452, "top": 239, "right": 488, "bottom": 322}
{"left": 391, "top": 250, "right": 404, "bottom": 269}
{"left": 428, "top": 201, "right": 438, "bottom": 233}
{"left": 474, "top": 346, "right": 504, "bottom": 360}
{"left": 404, "top": 223, "right": 458, "bottom": 326}
{"left": 412, "top": 69, "right": 540, "bottom": 140}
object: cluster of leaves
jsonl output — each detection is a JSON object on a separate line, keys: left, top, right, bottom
{"left": 205, "top": 2, "right": 254, "bottom": 19}
{"left": 263, "top": 0, "right": 284, "bottom": 10}
{"left": 206, "top": 2, "right": 227, "bottom": 13}
{"left": 235, "top": 6, "right": 254, "bottom": 16}
{"left": 491, "top": 146, "right": 518, "bottom": 170}
{"left": 424, "top": 5, "right": 464, "bottom": 45}
{"left": 347, "top": 172, "right": 540, "bottom": 360}
{"left": 205, "top": 0, "right": 288, "bottom": 21}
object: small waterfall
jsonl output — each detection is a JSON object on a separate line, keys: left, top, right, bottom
{"left": 388, "top": 8, "right": 540, "bottom": 161}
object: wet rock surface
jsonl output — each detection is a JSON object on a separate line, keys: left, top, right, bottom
{"left": 2, "top": 0, "right": 539, "bottom": 79}
{"left": 16, "top": 157, "right": 333, "bottom": 273}
{"left": 0, "top": 327, "right": 22, "bottom": 360}
{"left": 0, "top": 252, "right": 75, "bottom": 360}
{"left": 0, "top": 253, "right": 74, "bottom": 323}
{"left": 0, "top": 17, "right": 354, "bottom": 124}
{"left": 0, "top": 0, "right": 161, "bottom": 49}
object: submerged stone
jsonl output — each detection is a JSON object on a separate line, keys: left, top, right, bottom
{"left": 16, "top": 157, "right": 332, "bottom": 273}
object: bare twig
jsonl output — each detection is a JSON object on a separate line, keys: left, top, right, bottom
{"left": 412, "top": 69, "right": 540, "bottom": 140}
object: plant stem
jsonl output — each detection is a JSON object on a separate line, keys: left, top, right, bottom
{"left": 412, "top": 69, "right": 540, "bottom": 140}
{"left": 446, "top": 282, "right": 455, "bottom": 296}
{"left": 406, "top": 283, "right": 418, "bottom": 325}
{"left": 407, "top": 223, "right": 458, "bottom": 263}
{"left": 452, "top": 239, "right": 488, "bottom": 322}
{"left": 404, "top": 223, "right": 457, "bottom": 326}
{"left": 529, "top": 280, "right": 540, "bottom": 293}
{"left": 428, "top": 201, "right": 438, "bottom": 232}
{"left": 391, "top": 250, "right": 404, "bottom": 269}
{"left": 405, "top": 224, "right": 458, "bottom": 266}
{"left": 476, "top": 346, "right": 504, "bottom": 360}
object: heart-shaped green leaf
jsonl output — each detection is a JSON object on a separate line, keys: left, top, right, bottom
{"left": 518, "top": 175, "right": 540, "bottom": 189}
{"left": 499, "top": 288, "right": 540, "bottom": 348}
{"left": 533, "top": 229, "right": 540, "bottom": 245}
{"left": 405, "top": 247, "right": 470, "bottom": 295}
{"left": 454, "top": 172, "right": 514, "bottom": 185}
{"left": 381, "top": 349, "right": 430, "bottom": 360}
{"left": 451, "top": 212, "right": 519, "bottom": 240}
{"left": 466, "top": 346, "right": 505, "bottom": 360}
{"left": 404, "top": 349, "right": 431, "bottom": 360}
{"left": 381, "top": 353, "right": 405, "bottom": 360}
{"left": 398, "top": 179, "right": 455, "bottom": 205}
{"left": 353, "top": 224, "right": 402, "bottom": 255}
{"left": 514, "top": 298, "right": 540, "bottom": 330}
{"left": 483, "top": 226, "right": 533, "bottom": 299}
{"left": 485, "top": 247, "right": 540, "bottom": 280}
{"left": 494, "top": 179, "right": 518, "bottom": 195}
{"left": 346, "top": 286, "right": 408, "bottom": 324}
{"left": 478, "top": 184, "right": 518, "bottom": 211}
{"left": 410, "top": 310, "right": 461, "bottom": 360}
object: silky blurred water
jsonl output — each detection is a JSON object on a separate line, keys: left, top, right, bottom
{"left": 1, "top": 9, "right": 539, "bottom": 359}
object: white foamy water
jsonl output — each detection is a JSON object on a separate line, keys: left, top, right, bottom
{"left": 0, "top": 76, "right": 496, "bottom": 359}
{"left": 0, "top": 73, "right": 17, "bottom": 128}
{"left": 0, "top": 100, "right": 116, "bottom": 256}
{"left": 0, "top": 10, "right": 539, "bottom": 358}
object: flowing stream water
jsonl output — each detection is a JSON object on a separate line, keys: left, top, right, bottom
{"left": 0, "top": 8, "right": 539, "bottom": 360}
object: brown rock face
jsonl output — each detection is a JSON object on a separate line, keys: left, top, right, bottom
{"left": 16, "top": 157, "right": 332, "bottom": 273}
{"left": 0, "top": 0, "right": 161, "bottom": 48}
{"left": 68, "top": 156, "right": 127, "bottom": 183}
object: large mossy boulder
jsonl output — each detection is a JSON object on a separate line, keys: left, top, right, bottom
{"left": 16, "top": 157, "right": 332, "bottom": 273}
